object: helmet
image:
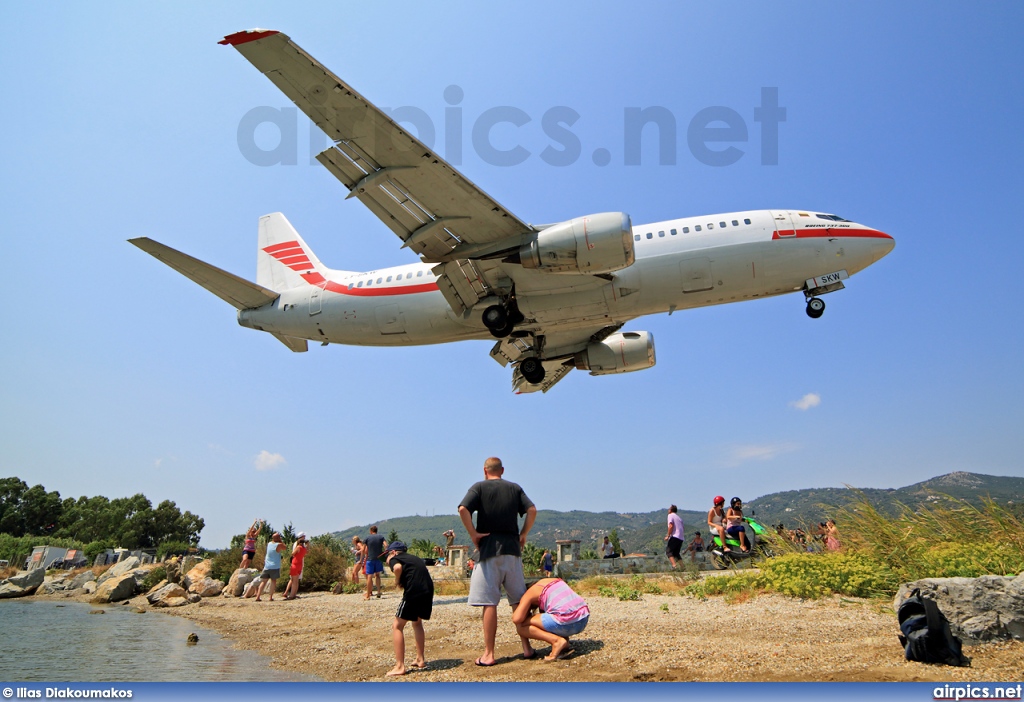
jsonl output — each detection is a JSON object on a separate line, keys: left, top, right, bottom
{"left": 713, "top": 496, "right": 725, "bottom": 505}
{"left": 730, "top": 497, "right": 742, "bottom": 507}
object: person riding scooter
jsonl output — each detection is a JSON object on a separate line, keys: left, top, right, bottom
{"left": 725, "top": 497, "right": 750, "bottom": 553}
{"left": 707, "top": 496, "right": 729, "bottom": 553}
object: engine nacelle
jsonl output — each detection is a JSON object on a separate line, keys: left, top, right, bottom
{"left": 519, "top": 212, "right": 634, "bottom": 274}
{"left": 574, "top": 331, "right": 656, "bottom": 375}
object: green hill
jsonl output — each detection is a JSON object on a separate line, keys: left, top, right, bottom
{"left": 332, "top": 472, "right": 1024, "bottom": 555}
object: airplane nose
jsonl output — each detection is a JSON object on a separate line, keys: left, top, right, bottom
{"left": 872, "top": 230, "right": 895, "bottom": 261}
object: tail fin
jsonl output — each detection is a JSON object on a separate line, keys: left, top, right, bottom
{"left": 257, "top": 213, "right": 328, "bottom": 292}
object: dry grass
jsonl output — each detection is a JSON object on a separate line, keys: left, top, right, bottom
{"left": 1, "top": 565, "right": 18, "bottom": 579}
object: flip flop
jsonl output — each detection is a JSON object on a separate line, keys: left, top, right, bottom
{"left": 522, "top": 650, "right": 538, "bottom": 660}
{"left": 474, "top": 658, "right": 496, "bottom": 667}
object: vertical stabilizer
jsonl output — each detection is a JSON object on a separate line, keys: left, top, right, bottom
{"left": 257, "top": 213, "right": 328, "bottom": 292}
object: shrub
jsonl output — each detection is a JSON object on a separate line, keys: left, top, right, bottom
{"left": 209, "top": 546, "right": 244, "bottom": 583}
{"left": 757, "top": 552, "right": 898, "bottom": 599}
{"left": 142, "top": 566, "right": 166, "bottom": 591}
{"left": 299, "top": 543, "right": 349, "bottom": 591}
{"left": 156, "top": 541, "right": 192, "bottom": 560}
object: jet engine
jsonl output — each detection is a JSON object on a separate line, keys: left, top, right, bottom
{"left": 518, "top": 212, "right": 634, "bottom": 274}
{"left": 574, "top": 331, "right": 656, "bottom": 375}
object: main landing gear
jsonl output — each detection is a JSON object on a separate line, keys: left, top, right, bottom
{"left": 518, "top": 356, "right": 546, "bottom": 384}
{"left": 482, "top": 301, "right": 524, "bottom": 338}
{"left": 805, "top": 297, "right": 825, "bottom": 319}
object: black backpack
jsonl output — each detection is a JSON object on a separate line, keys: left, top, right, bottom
{"left": 896, "top": 588, "right": 970, "bottom": 667}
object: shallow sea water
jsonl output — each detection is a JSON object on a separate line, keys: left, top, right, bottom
{"left": 0, "top": 599, "right": 319, "bottom": 682}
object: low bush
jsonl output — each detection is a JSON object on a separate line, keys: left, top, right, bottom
{"left": 299, "top": 544, "right": 349, "bottom": 591}
{"left": 141, "top": 566, "right": 166, "bottom": 591}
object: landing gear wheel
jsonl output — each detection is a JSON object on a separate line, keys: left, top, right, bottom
{"left": 489, "top": 320, "right": 516, "bottom": 339}
{"left": 520, "top": 357, "right": 546, "bottom": 384}
{"left": 806, "top": 297, "right": 825, "bottom": 319}
{"left": 482, "top": 305, "right": 509, "bottom": 331}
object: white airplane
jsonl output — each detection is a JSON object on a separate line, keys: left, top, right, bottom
{"left": 131, "top": 29, "right": 894, "bottom": 394}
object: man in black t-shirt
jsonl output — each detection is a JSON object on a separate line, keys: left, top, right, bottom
{"left": 363, "top": 525, "right": 387, "bottom": 600}
{"left": 458, "top": 456, "right": 537, "bottom": 666}
{"left": 383, "top": 541, "right": 433, "bottom": 676}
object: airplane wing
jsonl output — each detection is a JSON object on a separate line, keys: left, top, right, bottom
{"left": 220, "top": 30, "right": 533, "bottom": 266}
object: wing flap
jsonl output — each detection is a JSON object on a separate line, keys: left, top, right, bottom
{"left": 129, "top": 237, "right": 279, "bottom": 310}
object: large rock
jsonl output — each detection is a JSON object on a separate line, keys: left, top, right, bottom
{"left": 146, "top": 583, "right": 189, "bottom": 608}
{"left": 98, "top": 556, "right": 141, "bottom": 584}
{"left": 192, "top": 577, "right": 223, "bottom": 598}
{"left": 82, "top": 581, "right": 96, "bottom": 594}
{"left": 182, "top": 560, "right": 212, "bottom": 591}
{"left": 225, "top": 568, "right": 260, "bottom": 597}
{"left": 91, "top": 572, "right": 138, "bottom": 603}
{"left": 895, "top": 573, "right": 1024, "bottom": 642}
{"left": 0, "top": 569, "right": 45, "bottom": 599}
{"left": 70, "top": 571, "right": 96, "bottom": 590}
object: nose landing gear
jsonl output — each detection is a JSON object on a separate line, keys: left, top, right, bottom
{"left": 805, "top": 297, "right": 825, "bottom": 319}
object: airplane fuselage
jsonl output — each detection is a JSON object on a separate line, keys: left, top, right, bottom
{"left": 237, "top": 209, "right": 894, "bottom": 347}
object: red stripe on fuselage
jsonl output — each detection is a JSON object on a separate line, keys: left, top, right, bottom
{"left": 772, "top": 228, "right": 893, "bottom": 240}
{"left": 297, "top": 271, "right": 439, "bottom": 296}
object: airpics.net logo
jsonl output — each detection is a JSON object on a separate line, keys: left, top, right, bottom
{"left": 933, "top": 684, "right": 1023, "bottom": 701}
{"left": 236, "top": 86, "right": 786, "bottom": 169}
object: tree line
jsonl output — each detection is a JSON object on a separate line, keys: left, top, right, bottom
{"left": 0, "top": 476, "right": 204, "bottom": 552}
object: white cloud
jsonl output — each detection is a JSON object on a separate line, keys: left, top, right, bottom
{"left": 790, "top": 393, "right": 821, "bottom": 411}
{"left": 727, "top": 442, "right": 801, "bottom": 466}
{"left": 254, "top": 450, "right": 287, "bottom": 471}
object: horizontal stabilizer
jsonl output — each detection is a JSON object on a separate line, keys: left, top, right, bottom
{"left": 270, "top": 333, "right": 308, "bottom": 353}
{"left": 129, "top": 237, "right": 279, "bottom": 310}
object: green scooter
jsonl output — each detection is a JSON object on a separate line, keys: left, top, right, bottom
{"left": 708, "top": 517, "right": 773, "bottom": 570}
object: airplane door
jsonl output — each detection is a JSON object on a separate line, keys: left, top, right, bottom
{"left": 309, "top": 285, "right": 324, "bottom": 315}
{"left": 680, "top": 257, "right": 713, "bottom": 293}
{"left": 770, "top": 210, "right": 797, "bottom": 237}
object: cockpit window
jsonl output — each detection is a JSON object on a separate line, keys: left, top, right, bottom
{"left": 817, "top": 213, "right": 852, "bottom": 222}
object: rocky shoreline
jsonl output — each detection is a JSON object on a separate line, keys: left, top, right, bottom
{"left": 20, "top": 584, "right": 1021, "bottom": 682}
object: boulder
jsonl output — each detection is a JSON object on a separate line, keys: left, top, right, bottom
{"left": 91, "top": 572, "right": 138, "bottom": 603}
{"left": 0, "top": 568, "right": 46, "bottom": 599}
{"left": 70, "top": 571, "right": 96, "bottom": 590}
{"left": 187, "top": 593, "right": 201, "bottom": 604}
{"left": 182, "top": 559, "right": 212, "bottom": 591}
{"left": 895, "top": 573, "right": 1024, "bottom": 642}
{"left": 225, "top": 568, "right": 260, "bottom": 597}
{"left": 192, "top": 577, "right": 223, "bottom": 598}
{"left": 164, "top": 559, "right": 182, "bottom": 585}
{"left": 98, "top": 556, "right": 141, "bottom": 584}
{"left": 146, "top": 579, "right": 169, "bottom": 595}
{"left": 242, "top": 578, "right": 261, "bottom": 598}
{"left": 82, "top": 581, "right": 96, "bottom": 594}
{"left": 147, "top": 583, "right": 189, "bottom": 608}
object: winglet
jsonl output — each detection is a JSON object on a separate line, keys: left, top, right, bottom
{"left": 218, "top": 29, "right": 279, "bottom": 46}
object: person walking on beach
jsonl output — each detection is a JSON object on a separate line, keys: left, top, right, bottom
{"left": 664, "top": 504, "right": 685, "bottom": 569}
{"left": 284, "top": 532, "right": 309, "bottom": 600}
{"left": 239, "top": 519, "right": 262, "bottom": 570}
{"left": 254, "top": 532, "right": 285, "bottom": 602}
{"left": 351, "top": 536, "right": 366, "bottom": 585}
{"left": 458, "top": 456, "right": 537, "bottom": 667}
{"left": 382, "top": 541, "right": 434, "bottom": 676}
{"left": 364, "top": 525, "right": 387, "bottom": 600}
{"left": 542, "top": 549, "right": 553, "bottom": 577}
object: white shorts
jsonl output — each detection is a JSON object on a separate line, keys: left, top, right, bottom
{"left": 467, "top": 554, "right": 527, "bottom": 608}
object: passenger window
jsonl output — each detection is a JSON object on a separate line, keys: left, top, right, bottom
{"left": 357, "top": 281, "right": 364, "bottom": 287}
{"left": 366, "top": 279, "right": 372, "bottom": 286}
{"left": 347, "top": 284, "right": 353, "bottom": 290}
{"left": 719, "top": 221, "right": 726, "bottom": 228}
{"left": 732, "top": 220, "right": 738, "bottom": 226}
{"left": 386, "top": 276, "right": 393, "bottom": 282}
{"left": 634, "top": 234, "right": 640, "bottom": 241}
{"left": 744, "top": 218, "right": 751, "bottom": 225}
{"left": 707, "top": 223, "right": 714, "bottom": 230}
{"left": 376, "top": 278, "right": 382, "bottom": 284}
{"left": 695, "top": 225, "right": 701, "bottom": 232}
{"left": 683, "top": 227, "right": 690, "bottom": 233}
{"left": 417, "top": 270, "right": 423, "bottom": 277}
{"left": 658, "top": 230, "right": 665, "bottom": 238}
{"left": 671, "top": 229, "right": 677, "bottom": 235}
{"left": 646, "top": 232, "right": 653, "bottom": 239}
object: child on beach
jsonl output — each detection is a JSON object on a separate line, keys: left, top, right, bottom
{"left": 512, "top": 578, "right": 590, "bottom": 661}
{"left": 382, "top": 541, "right": 434, "bottom": 676}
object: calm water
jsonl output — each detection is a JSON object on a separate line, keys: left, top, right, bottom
{"left": 0, "top": 599, "right": 320, "bottom": 682}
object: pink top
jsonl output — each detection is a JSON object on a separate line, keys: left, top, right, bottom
{"left": 667, "top": 512, "right": 684, "bottom": 540}
{"left": 539, "top": 579, "right": 590, "bottom": 625}
{"left": 243, "top": 537, "right": 256, "bottom": 552}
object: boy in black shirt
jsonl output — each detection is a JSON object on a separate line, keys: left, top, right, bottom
{"left": 382, "top": 541, "right": 434, "bottom": 676}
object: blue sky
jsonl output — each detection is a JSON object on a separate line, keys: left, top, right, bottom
{"left": 1, "top": 3, "right": 1022, "bottom": 547}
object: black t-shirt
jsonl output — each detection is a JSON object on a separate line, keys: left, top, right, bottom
{"left": 365, "top": 534, "right": 386, "bottom": 560}
{"left": 458, "top": 478, "right": 535, "bottom": 561}
{"left": 387, "top": 552, "right": 434, "bottom": 600}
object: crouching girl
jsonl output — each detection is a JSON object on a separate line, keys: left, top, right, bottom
{"left": 512, "top": 578, "right": 590, "bottom": 661}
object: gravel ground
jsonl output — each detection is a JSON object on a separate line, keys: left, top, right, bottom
{"left": 144, "top": 588, "right": 1023, "bottom": 682}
